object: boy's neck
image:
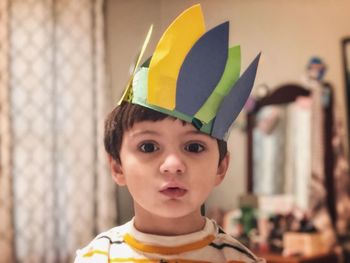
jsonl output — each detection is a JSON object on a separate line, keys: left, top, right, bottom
{"left": 133, "top": 205, "right": 206, "bottom": 236}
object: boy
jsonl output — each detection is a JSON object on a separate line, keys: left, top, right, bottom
{"left": 75, "top": 4, "right": 264, "bottom": 263}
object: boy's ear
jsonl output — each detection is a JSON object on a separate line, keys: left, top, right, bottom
{"left": 108, "top": 155, "right": 126, "bottom": 186}
{"left": 214, "top": 152, "right": 230, "bottom": 186}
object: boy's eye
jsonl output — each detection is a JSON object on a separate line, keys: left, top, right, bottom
{"left": 184, "top": 143, "right": 205, "bottom": 153}
{"left": 139, "top": 142, "right": 159, "bottom": 153}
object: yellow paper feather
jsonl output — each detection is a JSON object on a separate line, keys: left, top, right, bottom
{"left": 147, "top": 4, "right": 205, "bottom": 109}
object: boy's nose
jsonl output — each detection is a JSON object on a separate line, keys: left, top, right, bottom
{"left": 160, "top": 153, "right": 186, "bottom": 175}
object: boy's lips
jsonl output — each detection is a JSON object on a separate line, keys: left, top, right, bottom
{"left": 159, "top": 183, "right": 187, "bottom": 198}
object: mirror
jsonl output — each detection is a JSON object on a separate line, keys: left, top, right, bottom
{"left": 246, "top": 84, "right": 326, "bottom": 211}
{"left": 246, "top": 83, "right": 337, "bottom": 222}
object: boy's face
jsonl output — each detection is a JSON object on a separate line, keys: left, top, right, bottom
{"left": 109, "top": 118, "right": 229, "bottom": 221}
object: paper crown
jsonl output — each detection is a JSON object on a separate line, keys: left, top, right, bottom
{"left": 119, "top": 4, "right": 260, "bottom": 141}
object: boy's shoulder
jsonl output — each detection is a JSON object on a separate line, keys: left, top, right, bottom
{"left": 93, "top": 220, "right": 129, "bottom": 243}
{"left": 211, "top": 222, "right": 266, "bottom": 263}
{"left": 74, "top": 221, "right": 131, "bottom": 263}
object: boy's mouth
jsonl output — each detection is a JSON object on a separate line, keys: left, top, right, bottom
{"left": 160, "top": 184, "right": 187, "bottom": 198}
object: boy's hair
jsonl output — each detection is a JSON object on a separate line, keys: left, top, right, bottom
{"left": 104, "top": 102, "right": 227, "bottom": 165}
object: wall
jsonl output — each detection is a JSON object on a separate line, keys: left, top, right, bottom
{"left": 106, "top": 0, "right": 350, "bottom": 222}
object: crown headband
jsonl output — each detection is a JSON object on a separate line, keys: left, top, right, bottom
{"left": 119, "top": 4, "right": 260, "bottom": 141}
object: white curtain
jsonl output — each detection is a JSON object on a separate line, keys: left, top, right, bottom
{"left": 0, "top": 0, "right": 116, "bottom": 262}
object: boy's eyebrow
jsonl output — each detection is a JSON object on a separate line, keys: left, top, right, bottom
{"left": 131, "top": 130, "right": 200, "bottom": 137}
{"left": 185, "top": 130, "right": 204, "bottom": 135}
{"left": 130, "top": 127, "right": 210, "bottom": 138}
{"left": 184, "top": 129, "right": 211, "bottom": 139}
{"left": 130, "top": 130, "right": 160, "bottom": 137}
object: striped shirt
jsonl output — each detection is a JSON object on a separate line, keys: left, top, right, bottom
{"left": 74, "top": 217, "right": 265, "bottom": 263}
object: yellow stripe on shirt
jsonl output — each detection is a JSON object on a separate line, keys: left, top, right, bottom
{"left": 83, "top": 249, "right": 108, "bottom": 257}
{"left": 123, "top": 233, "right": 215, "bottom": 255}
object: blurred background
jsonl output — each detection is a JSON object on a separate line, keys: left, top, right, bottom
{"left": 1, "top": 0, "right": 350, "bottom": 262}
